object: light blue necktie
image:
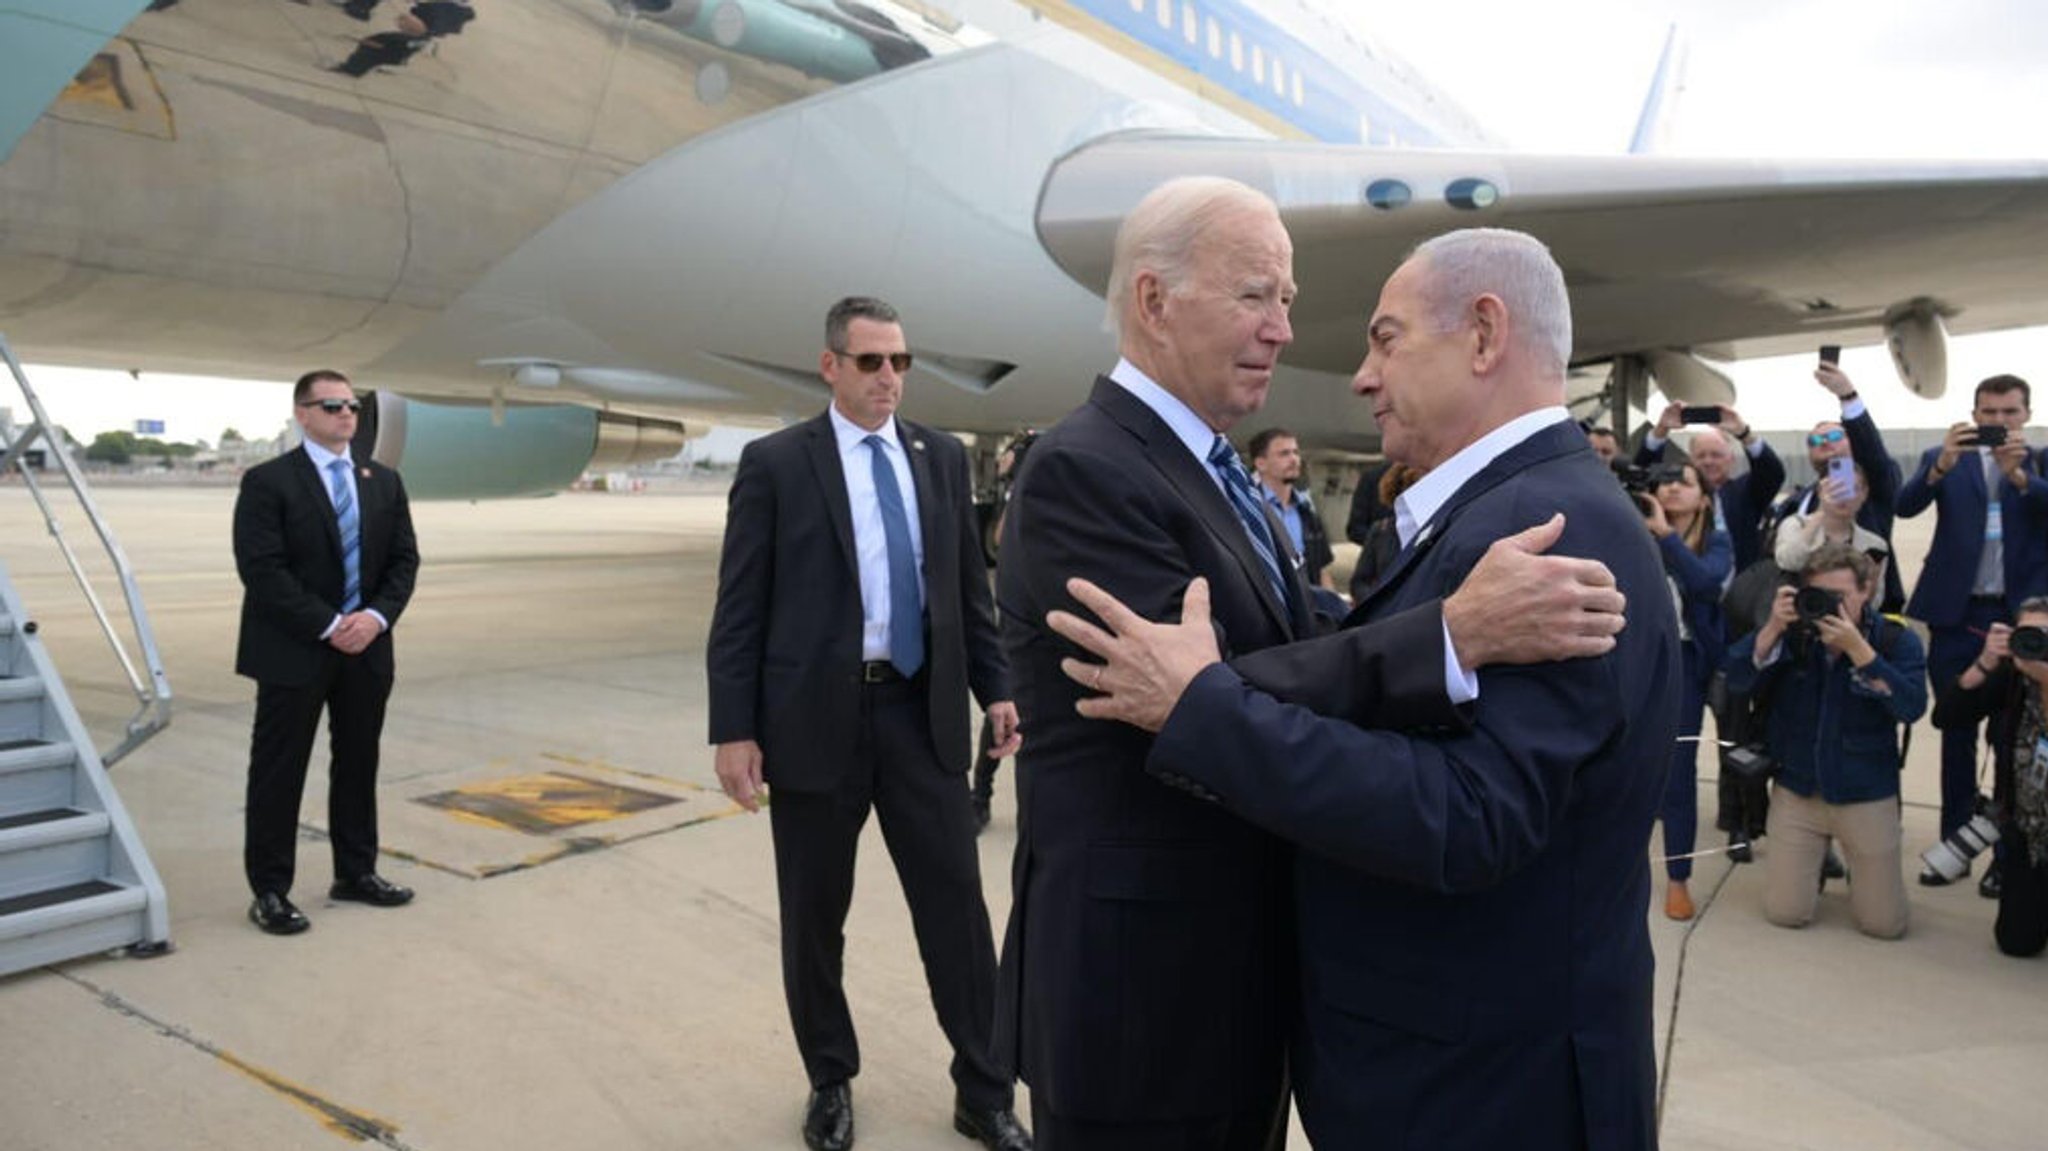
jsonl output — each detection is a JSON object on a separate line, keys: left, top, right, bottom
{"left": 328, "top": 458, "right": 361, "bottom": 613}
{"left": 1208, "top": 436, "right": 1289, "bottom": 609}
{"left": 864, "top": 435, "right": 924, "bottom": 677}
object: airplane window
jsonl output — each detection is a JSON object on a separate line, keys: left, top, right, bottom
{"left": 1252, "top": 45, "right": 1264, "bottom": 83}
{"left": 1293, "top": 71, "right": 1304, "bottom": 106}
{"left": 1230, "top": 31, "right": 1242, "bottom": 71}
{"left": 1358, "top": 113, "right": 1373, "bottom": 144}
{"left": 1129, "top": 0, "right": 1144, "bottom": 13}
{"left": 1208, "top": 17, "right": 1221, "bottom": 58}
{"left": 1182, "top": 3, "right": 1196, "bottom": 43}
{"left": 1365, "top": 179, "right": 1412, "bottom": 210}
{"left": 1271, "top": 59, "right": 1285, "bottom": 96}
{"left": 1156, "top": 0, "right": 1171, "bottom": 30}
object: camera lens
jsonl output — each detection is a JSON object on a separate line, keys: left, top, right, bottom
{"left": 1795, "top": 587, "right": 1842, "bottom": 623}
{"left": 2011, "top": 626, "right": 2048, "bottom": 661}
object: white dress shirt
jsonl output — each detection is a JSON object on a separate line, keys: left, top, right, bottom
{"left": 300, "top": 439, "right": 387, "bottom": 636}
{"left": 829, "top": 403, "right": 926, "bottom": 662}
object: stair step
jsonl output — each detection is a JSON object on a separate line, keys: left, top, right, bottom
{"left": 0, "top": 882, "right": 151, "bottom": 969}
{"left": 0, "top": 878, "right": 119, "bottom": 917}
{"left": 0, "top": 808, "right": 107, "bottom": 849}
{"left": 0, "top": 807, "right": 83, "bottom": 833}
{"left": 0, "top": 674, "right": 44, "bottom": 702}
{"left": 0, "top": 738, "right": 70, "bottom": 776}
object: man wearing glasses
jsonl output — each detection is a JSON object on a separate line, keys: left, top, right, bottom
{"left": 233, "top": 370, "right": 419, "bottom": 936}
{"left": 1776, "top": 363, "right": 1903, "bottom": 610}
{"left": 707, "top": 297, "right": 1029, "bottom": 1151}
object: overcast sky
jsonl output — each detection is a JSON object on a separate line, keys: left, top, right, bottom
{"left": 18, "top": 0, "right": 2048, "bottom": 450}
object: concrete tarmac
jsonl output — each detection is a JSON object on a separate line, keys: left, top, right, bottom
{"left": 0, "top": 483, "right": 2043, "bottom": 1151}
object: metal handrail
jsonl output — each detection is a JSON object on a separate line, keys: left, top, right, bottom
{"left": 0, "top": 335, "right": 173, "bottom": 765}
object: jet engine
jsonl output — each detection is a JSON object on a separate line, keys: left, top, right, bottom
{"left": 350, "top": 393, "right": 698, "bottom": 499}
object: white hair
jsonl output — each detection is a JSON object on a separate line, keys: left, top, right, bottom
{"left": 1410, "top": 228, "right": 1572, "bottom": 374}
{"left": 1105, "top": 176, "right": 1279, "bottom": 340}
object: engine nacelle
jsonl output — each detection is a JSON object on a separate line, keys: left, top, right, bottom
{"left": 1644, "top": 349, "right": 1736, "bottom": 409}
{"left": 1885, "top": 301, "right": 1949, "bottom": 400}
{"left": 351, "top": 392, "right": 697, "bottom": 499}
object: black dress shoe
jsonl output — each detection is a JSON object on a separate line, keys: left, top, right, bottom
{"left": 330, "top": 874, "right": 414, "bottom": 907}
{"left": 1821, "top": 845, "right": 1848, "bottom": 880}
{"left": 953, "top": 1101, "right": 1031, "bottom": 1151}
{"left": 1727, "top": 832, "right": 1754, "bottom": 865}
{"left": 1980, "top": 865, "right": 2003, "bottom": 899}
{"left": 249, "top": 892, "right": 310, "bottom": 935}
{"left": 1919, "top": 864, "right": 1963, "bottom": 887}
{"left": 804, "top": 1082, "right": 853, "bottom": 1151}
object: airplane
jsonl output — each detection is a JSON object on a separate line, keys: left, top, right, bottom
{"left": 4, "top": 0, "right": 2048, "bottom": 500}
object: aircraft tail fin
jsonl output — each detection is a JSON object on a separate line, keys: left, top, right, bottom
{"left": 1628, "top": 24, "right": 1689, "bottom": 154}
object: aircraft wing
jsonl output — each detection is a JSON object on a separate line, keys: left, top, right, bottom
{"left": 1038, "top": 136, "right": 2048, "bottom": 391}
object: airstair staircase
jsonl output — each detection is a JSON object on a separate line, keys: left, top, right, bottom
{"left": 0, "top": 335, "right": 173, "bottom": 977}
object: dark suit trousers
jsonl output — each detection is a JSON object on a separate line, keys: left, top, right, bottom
{"left": 1929, "top": 598, "right": 2009, "bottom": 838}
{"left": 1030, "top": 1087, "right": 1287, "bottom": 1151}
{"left": 767, "top": 674, "right": 1009, "bottom": 1109}
{"left": 244, "top": 650, "right": 391, "bottom": 896}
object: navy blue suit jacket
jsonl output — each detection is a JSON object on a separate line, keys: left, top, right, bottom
{"left": 1895, "top": 444, "right": 2048, "bottom": 627}
{"left": 992, "top": 378, "right": 1448, "bottom": 1123}
{"left": 1151, "top": 419, "right": 1679, "bottom": 1151}
{"left": 1636, "top": 437, "right": 1783, "bottom": 572}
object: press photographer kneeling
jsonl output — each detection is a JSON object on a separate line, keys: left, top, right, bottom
{"left": 1930, "top": 600, "right": 2048, "bottom": 957}
{"left": 1725, "top": 545, "right": 1927, "bottom": 938}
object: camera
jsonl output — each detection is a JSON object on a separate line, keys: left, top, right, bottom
{"left": 1921, "top": 811, "right": 2001, "bottom": 883}
{"left": 1794, "top": 586, "right": 1843, "bottom": 624}
{"left": 1974, "top": 424, "right": 2008, "bottom": 448}
{"left": 2011, "top": 625, "right": 2048, "bottom": 661}
{"left": 1819, "top": 344, "right": 1841, "bottom": 365}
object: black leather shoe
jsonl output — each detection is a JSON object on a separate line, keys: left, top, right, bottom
{"left": 249, "top": 892, "right": 310, "bottom": 935}
{"left": 1821, "top": 846, "right": 1848, "bottom": 880}
{"left": 953, "top": 1101, "right": 1031, "bottom": 1151}
{"left": 330, "top": 874, "right": 414, "bottom": 907}
{"left": 1727, "top": 832, "right": 1754, "bottom": 865}
{"left": 1980, "top": 865, "right": 2003, "bottom": 900}
{"left": 804, "top": 1082, "right": 853, "bottom": 1151}
{"left": 1918, "top": 866, "right": 1958, "bottom": 887}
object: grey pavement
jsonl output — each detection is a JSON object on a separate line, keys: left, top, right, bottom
{"left": 0, "top": 484, "right": 2043, "bottom": 1151}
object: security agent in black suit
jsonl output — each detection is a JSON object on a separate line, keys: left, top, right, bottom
{"left": 995, "top": 181, "right": 1627, "bottom": 1151}
{"left": 705, "top": 298, "right": 1029, "bottom": 1151}
{"left": 235, "top": 370, "right": 419, "bottom": 935}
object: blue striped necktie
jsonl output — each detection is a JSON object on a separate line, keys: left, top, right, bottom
{"left": 864, "top": 435, "right": 924, "bottom": 677}
{"left": 327, "top": 458, "right": 362, "bottom": 613}
{"left": 1208, "top": 436, "right": 1288, "bottom": 609}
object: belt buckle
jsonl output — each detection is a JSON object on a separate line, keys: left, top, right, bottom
{"left": 861, "top": 661, "right": 892, "bottom": 684}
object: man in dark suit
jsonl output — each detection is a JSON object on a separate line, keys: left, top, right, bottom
{"left": 705, "top": 297, "right": 1028, "bottom": 1151}
{"left": 234, "top": 369, "right": 420, "bottom": 935}
{"left": 1895, "top": 373, "right": 2048, "bottom": 889}
{"left": 996, "top": 185, "right": 1631, "bottom": 1150}
{"left": 1048, "top": 228, "right": 1678, "bottom": 1151}
{"left": 1635, "top": 405, "right": 1783, "bottom": 572}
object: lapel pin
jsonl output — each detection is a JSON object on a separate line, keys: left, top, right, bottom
{"left": 358, "top": 467, "right": 371, "bottom": 480}
{"left": 912, "top": 439, "right": 926, "bottom": 452}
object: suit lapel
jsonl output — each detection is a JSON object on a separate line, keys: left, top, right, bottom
{"left": 1090, "top": 379, "right": 1293, "bottom": 637}
{"left": 900, "top": 417, "right": 942, "bottom": 577}
{"left": 804, "top": 413, "right": 860, "bottom": 579}
{"left": 289, "top": 449, "right": 345, "bottom": 560}
{"left": 1356, "top": 419, "right": 1587, "bottom": 618}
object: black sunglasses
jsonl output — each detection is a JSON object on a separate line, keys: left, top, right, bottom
{"left": 835, "top": 350, "right": 913, "bottom": 374}
{"left": 298, "top": 398, "right": 363, "bottom": 414}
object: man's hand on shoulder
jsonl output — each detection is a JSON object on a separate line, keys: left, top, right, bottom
{"left": 1443, "top": 514, "right": 1625, "bottom": 671}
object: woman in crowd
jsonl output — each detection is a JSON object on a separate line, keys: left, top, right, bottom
{"left": 1643, "top": 462, "right": 1732, "bottom": 920}
{"left": 1931, "top": 597, "right": 2048, "bottom": 956}
{"left": 1725, "top": 546, "right": 1924, "bottom": 938}
{"left": 1773, "top": 459, "right": 1891, "bottom": 591}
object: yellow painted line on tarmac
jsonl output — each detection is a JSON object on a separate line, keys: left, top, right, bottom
{"left": 60, "top": 971, "right": 419, "bottom": 1149}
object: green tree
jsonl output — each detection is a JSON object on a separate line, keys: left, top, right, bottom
{"left": 85, "top": 430, "right": 137, "bottom": 464}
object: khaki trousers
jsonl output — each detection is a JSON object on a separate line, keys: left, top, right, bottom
{"left": 1763, "top": 787, "right": 1909, "bottom": 939}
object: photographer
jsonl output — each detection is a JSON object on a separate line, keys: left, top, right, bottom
{"left": 1896, "top": 373, "right": 2048, "bottom": 889}
{"left": 1774, "top": 459, "right": 1892, "bottom": 595}
{"left": 1773, "top": 363, "right": 1904, "bottom": 610}
{"left": 1643, "top": 462, "right": 1733, "bottom": 920}
{"left": 1930, "top": 602, "right": 2048, "bottom": 956}
{"left": 1725, "top": 546, "right": 1926, "bottom": 939}
{"left": 1640, "top": 403, "right": 1784, "bottom": 572}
